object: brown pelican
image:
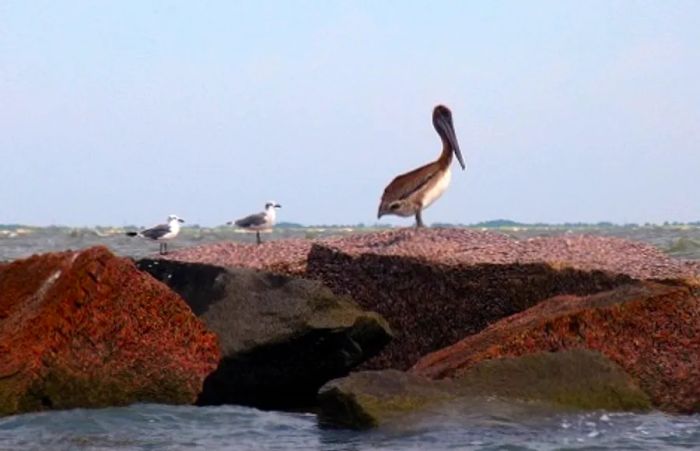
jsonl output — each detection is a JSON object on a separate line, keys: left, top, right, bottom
{"left": 228, "top": 201, "right": 281, "bottom": 245}
{"left": 126, "top": 214, "right": 185, "bottom": 255}
{"left": 377, "top": 105, "right": 465, "bottom": 227}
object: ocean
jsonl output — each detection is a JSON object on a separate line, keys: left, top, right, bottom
{"left": 1, "top": 225, "right": 699, "bottom": 450}
{"left": 1, "top": 403, "right": 698, "bottom": 450}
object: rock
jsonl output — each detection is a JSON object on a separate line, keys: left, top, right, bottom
{"left": 306, "top": 244, "right": 632, "bottom": 370}
{"left": 137, "top": 258, "right": 392, "bottom": 409}
{"left": 318, "top": 370, "right": 455, "bottom": 429}
{"left": 413, "top": 281, "right": 700, "bottom": 413}
{"left": 318, "top": 349, "right": 650, "bottom": 429}
{"left": 0, "top": 247, "right": 220, "bottom": 416}
{"left": 454, "top": 349, "right": 651, "bottom": 411}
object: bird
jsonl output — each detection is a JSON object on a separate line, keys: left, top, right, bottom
{"left": 125, "top": 214, "right": 185, "bottom": 255}
{"left": 377, "top": 105, "right": 465, "bottom": 228}
{"left": 228, "top": 201, "right": 281, "bottom": 245}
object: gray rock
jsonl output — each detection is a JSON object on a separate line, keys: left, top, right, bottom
{"left": 318, "top": 349, "right": 650, "bottom": 429}
{"left": 137, "top": 258, "right": 392, "bottom": 408}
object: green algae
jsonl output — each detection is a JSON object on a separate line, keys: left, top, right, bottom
{"left": 455, "top": 349, "right": 651, "bottom": 411}
{"left": 318, "top": 350, "right": 651, "bottom": 429}
{"left": 5, "top": 367, "right": 195, "bottom": 416}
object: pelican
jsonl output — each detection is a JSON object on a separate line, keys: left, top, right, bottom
{"left": 228, "top": 201, "right": 281, "bottom": 245}
{"left": 377, "top": 105, "right": 465, "bottom": 228}
{"left": 126, "top": 214, "right": 185, "bottom": 255}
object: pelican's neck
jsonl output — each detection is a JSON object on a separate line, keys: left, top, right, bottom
{"left": 438, "top": 138, "right": 453, "bottom": 168}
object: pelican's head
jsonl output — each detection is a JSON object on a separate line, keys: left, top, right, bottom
{"left": 167, "top": 214, "right": 185, "bottom": 223}
{"left": 265, "top": 201, "right": 282, "bottom": 210}
{"left": 433, "top": 105, "right": 465, "bottom": 170}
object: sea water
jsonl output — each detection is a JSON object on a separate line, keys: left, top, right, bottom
{"left": 0, "top": 403, "right": 698, "bottom": 450}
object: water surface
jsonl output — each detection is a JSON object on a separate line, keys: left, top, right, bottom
{"left": 1, "top": 404, "right": 698, "bottom": 451}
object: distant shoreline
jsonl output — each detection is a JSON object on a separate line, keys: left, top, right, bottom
{"left": 2, "top": 221, "right": 699, "bottom": 231}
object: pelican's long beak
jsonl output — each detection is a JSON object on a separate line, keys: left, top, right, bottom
{"left": 377, "top": 203, "right": 388, "bottom": 219}
{"left": 452, "top": 140, "right": 466, "bottom": 170}
{"left": 436, "top": 115, "right": 465, "bottom": 170}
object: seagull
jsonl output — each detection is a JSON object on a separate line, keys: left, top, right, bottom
{"left": 228, "top": 201, "right": 281, "bottom": 245}
{"left": 377, "top": 105, "right": 465, "bottom": 228}
{"left": 126, "top": 214, "right": 185, "bottom": 255}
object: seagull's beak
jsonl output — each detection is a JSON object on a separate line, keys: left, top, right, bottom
{"left": 275, "top": 204, "right": 282, "bottom": 208}
{"left": 178, "top": 218, "right": 185, "bottom": 223}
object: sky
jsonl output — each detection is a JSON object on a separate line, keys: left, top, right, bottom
{"left": 1, "top": 1, "right": 698, "bottom": 227}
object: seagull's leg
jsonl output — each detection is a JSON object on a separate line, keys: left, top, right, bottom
{"left": 415, "top": 209, "right": 425, "bottom": 228}
{"left": 164, "top": 242, "right": 168, "bottom": 255}
{"left": 256, "top": 231, "right": 262, "bottom": 245}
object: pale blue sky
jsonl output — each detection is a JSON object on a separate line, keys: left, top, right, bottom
{"left": 1, "top": 1, "right": 698, "bottom": 226}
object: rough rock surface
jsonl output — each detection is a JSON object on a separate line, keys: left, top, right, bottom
{"left": 0, "top": 247, "right": 220, "bottom": 416}
{"left": 163, "top": 229, "right": 700, "bottom": 280}
{"left": 413, "top": 281, "right": 700, "bottom": 413}
{"left": 305, "top": 245, "right": 631, "bottom": 370}
{"left": 162, "top": 239, "right": 314, "bottom": 274}
{"left": 137, "top": 258, "right": 392, "bottom": 409}
{"left": 319, "top": 350, "right": 650, "bottom": 429}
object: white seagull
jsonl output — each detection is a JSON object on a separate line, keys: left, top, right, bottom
{"left": 126, "top": 214, "right": 185, "bottom": 255}
{"left": 228, "top": 201, "right": 281, "bottom": 245}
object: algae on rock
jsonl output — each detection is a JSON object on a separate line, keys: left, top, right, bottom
{"left": 318, "top": 350, "right": 650, "bottom": 429}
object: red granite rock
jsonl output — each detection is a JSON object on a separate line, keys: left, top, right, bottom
{"left": 0, "top": 246, "right": 220, "bottom": 415}
{"left": 412, "top": 280, "right": 700, "bottom": 413}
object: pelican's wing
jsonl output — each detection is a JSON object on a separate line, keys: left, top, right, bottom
{"left": 381, "top": 161, "right": 441, "bottom": 202}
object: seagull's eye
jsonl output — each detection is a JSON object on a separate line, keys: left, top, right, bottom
{"left": 389, "top": 202, "right": 401, "bottom": 210}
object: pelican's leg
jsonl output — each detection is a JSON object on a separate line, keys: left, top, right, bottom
{"left": 415, "top": 210, "right": 425, "bottom": 228}
{"left": 256, "top": 231, "right": 262, "bottom": 245}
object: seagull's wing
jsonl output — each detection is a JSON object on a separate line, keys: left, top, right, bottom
{"left": 140, "top": 223, "right": 171, "bottom": 240}
{"left": 234, "top": 212, "right": 268, "bottom": 228}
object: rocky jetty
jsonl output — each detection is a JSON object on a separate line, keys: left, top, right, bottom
{"left": 0, "top": 247, "right": 220, "bottom": 416}
{"left": 162, "top": 228, "right": 700, "bottom": 425}
{"left": 137, "top": 258, "right": 392, "bottom": 409}
{"left": 6, "top": 228, "right": 694, "bottom": 423}
{"left": 165, "top": 228, "right": 700, "bottom": 371}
